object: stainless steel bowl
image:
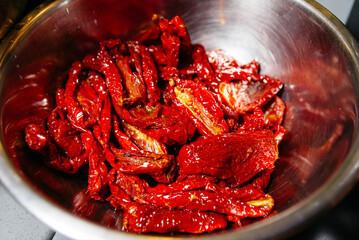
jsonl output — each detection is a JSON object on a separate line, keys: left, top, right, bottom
{"left": 1, "top": 0, "right": 359, "bottom": 239}
{"left": 0, "top": 0, "right": 27, "bottom": 40}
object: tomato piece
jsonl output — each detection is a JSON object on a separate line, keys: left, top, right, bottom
{"left": 241, "top": 59, "right": 260, "bottom": 74}
{"left": 158, "top": 15, "right": 191, "bottom": 68}
{"left": 263, "top": 95, "right": 286, "bottom": 129}
{"left": 140, "top": 45, "right": 161, "bottom": 105}
{"left": 140, "top": 105, "right": 196, "bottom": 145}
{"left": 238, "top": 107, "right": 265, "bottom": 133}
{"left": 219, "top": 75, "right": 283, "bottom": 114}
{"left": 24, "top": 123, "right": 48, "bottom": 151}
{"left": 25, "top": 119, "right": 88, "bottom": 174}
{"left": 111, "top": 147, "right": 173, "bottom": 175}
{"left": 82, "top": 132, "right": 109, "bottom": 201}
{"left": 172, "top": 79, "right": 229, "bottom": 137}
{"left": 123, "top": 203, "right": 227, "bottom": 233}
{"left": 47, "top": 107, "right": 83, "bottom": 158}
{"left": 207, "top": 49, "right": 253, "bottom": 82}
{"left": 122, "top": 121, "right": 168, "bottom": 154}
{"left": 177, "top": 130, "right": 278, "bottom": 186}
{"left": 145, "top": 189, "right": 274, "bottom": 221}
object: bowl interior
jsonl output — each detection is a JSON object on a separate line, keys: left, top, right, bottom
{"left": 0, "top": 0, "right": 358, "bottom": 239}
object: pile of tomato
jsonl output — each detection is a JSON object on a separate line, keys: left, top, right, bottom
{"left": 24, "top": 15, "right": 285, "bottom": 233}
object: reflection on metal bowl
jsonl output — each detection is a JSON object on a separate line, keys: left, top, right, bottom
{"left": 0, "top": 0, "right": 359, "bottom": 239}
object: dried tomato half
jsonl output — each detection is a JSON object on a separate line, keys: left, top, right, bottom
{"left": 177, "top": 130, "right": 278, "bottom": 187}
{"left": 219, "top": 75, "right": 283, "bottom": 114}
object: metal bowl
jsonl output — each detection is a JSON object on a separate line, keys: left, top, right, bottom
{"left": 1, "top": 0, "right": 359, "bottom": 239}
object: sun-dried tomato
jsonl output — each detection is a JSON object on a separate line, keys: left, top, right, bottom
{"left": 24, "top": 114, "right": 88, "bottom": 174}
{"left": 123, "top": 203, "right": 228, "bottom": 233}
{"left": 177, "top": 130, "right": 278, "bottom": 187}
{"left": 111, "top": 147, "right": 173, "bottom": 175}
{"left": 170, "top": 79, "right": 229, "bottom": 136}
{"left": 219, "top": 74, "right": 283, "bottom": 114}
{"left": 121, "top": 121, "right": 168, "bottom": 154}
{"left": 24, "top": 15, "right": 285, "bottom": 234}
{"left": 82, "top": 132, "right": 109, "bottom": 201}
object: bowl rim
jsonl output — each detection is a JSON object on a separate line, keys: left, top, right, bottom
{"left": 0, "top": 0, "right": 359, "bottom": 239}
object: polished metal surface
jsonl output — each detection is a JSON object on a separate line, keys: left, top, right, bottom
{"left": 0, "top": 0, "right": 27, "bottom": 40}
{"left": 0, "top": 0, "right": 359, "bottom": 239}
